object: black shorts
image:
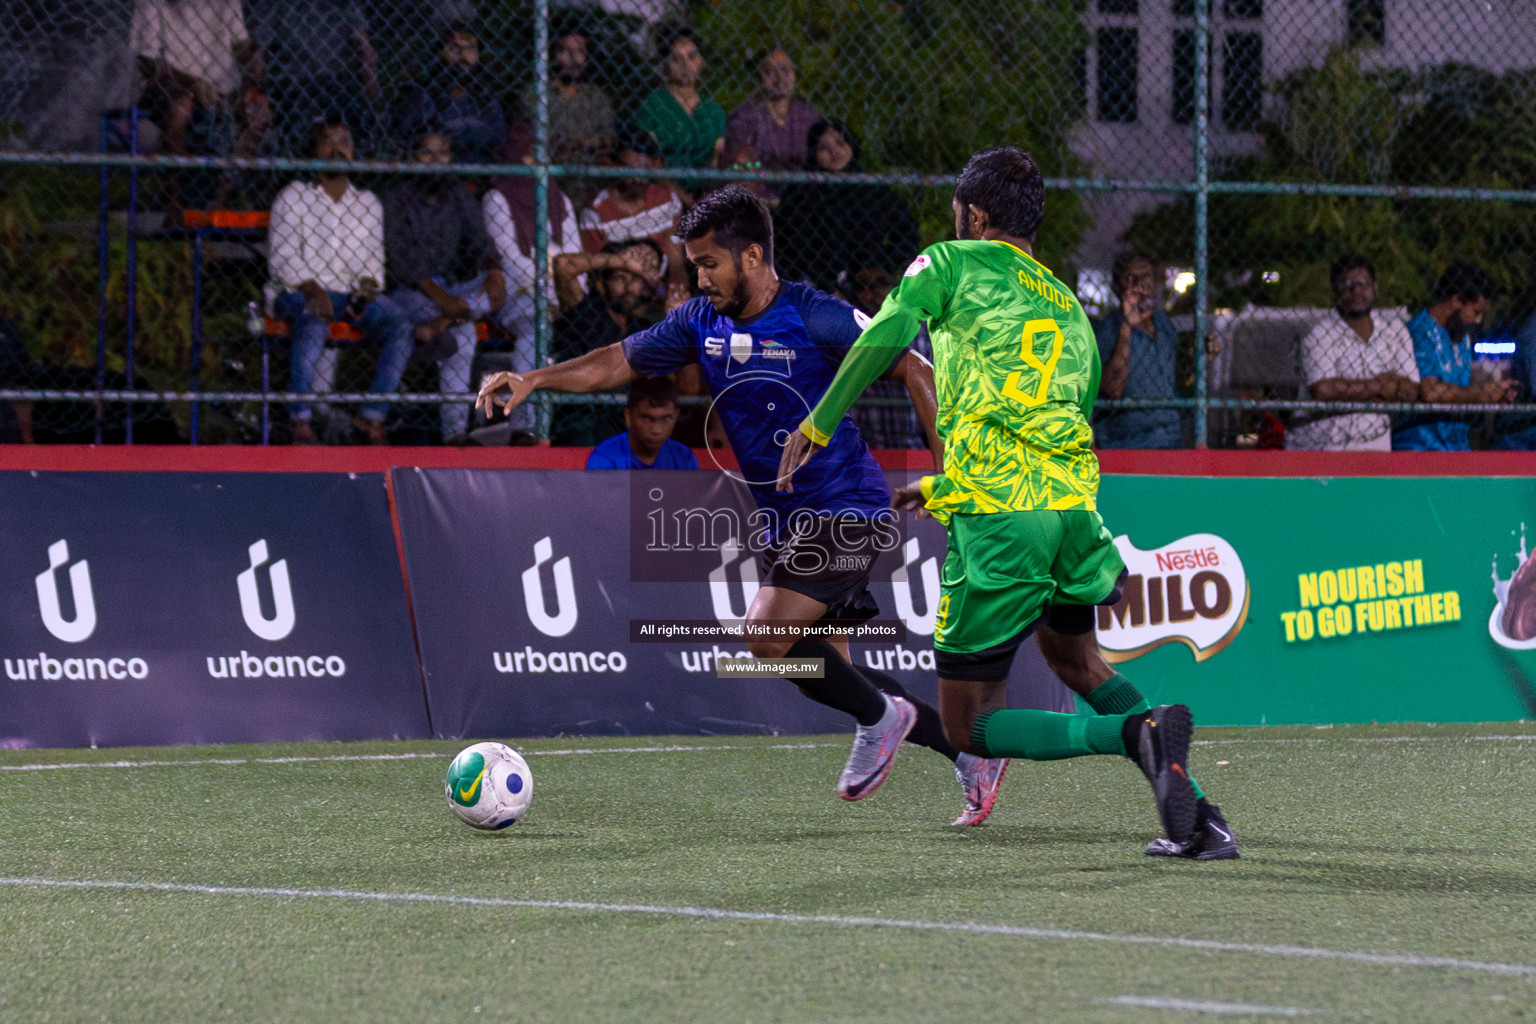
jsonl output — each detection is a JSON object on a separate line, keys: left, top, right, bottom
{"left": 757, "top": 513, "right": 888, "bottom": 623}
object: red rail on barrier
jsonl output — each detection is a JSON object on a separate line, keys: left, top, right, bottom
{"left": 0, "top": 445, "right": 1531, "bottom": 476}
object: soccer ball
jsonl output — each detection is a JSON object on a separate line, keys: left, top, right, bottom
{"left": 445, "top": 742, "right": 533, "bottom": 830}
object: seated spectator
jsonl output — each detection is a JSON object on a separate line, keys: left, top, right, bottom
{"left": 845, "top": 265, "right": 930, "bottom": 450}
{"left": 530, "top": 28, "right": 615, "bottom": 170}
{"left": 1093, "top": 251, "right": 1182, "bottom": 449}
{"left": 483, "top": 122, "right": 584, "bottom": 430}
{"left": 725, "top": 50, "right": 820, "bottom": 197}
{"left": 550, "top": 240, "right": 662, "bottom": 444}
{"left": 393, "top": 24, "right": 505, "bottom": 164}
{"left": 586, "top": 376, "right": 699, "bottom": 470}
{"left": 633, "top": 29, "right": 725, "bottom": 172}
{"left": 131, "top": 0, "right": 268, "bottom": 211}
{"left": 269, "top": 118, "right": 412, "bottom": 445}
{"left": 579, "top": 126, "right": 688, "bottom": 293}
{"left": 1286, "top": 255, "right": 1420, "bottom": 451}
{"left": 1395, "top": 262, "right": 1519, "bottom": 451}
{"left": 383, "top": 129, "right": 506, "bottom": 442}
{"left": 774, "top": 119, "right": 919, "bottom": 297}
{"left": 0, "top": 318, "right": 34, "bottom": 444}
{"left": 253, "top": 0, "right": 383, "bottom": 156}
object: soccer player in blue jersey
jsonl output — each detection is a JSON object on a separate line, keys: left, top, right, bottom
{"left": 477, "top": 186, "right": 1010, "bottom": 823}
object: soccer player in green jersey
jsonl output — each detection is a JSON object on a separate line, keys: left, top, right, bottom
{"left": 778, "top": 147, "right": 1237, "bottom": 858}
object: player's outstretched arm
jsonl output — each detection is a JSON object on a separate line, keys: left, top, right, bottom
{"left": 475, "top": 342, "right": 638, "bottom": 421}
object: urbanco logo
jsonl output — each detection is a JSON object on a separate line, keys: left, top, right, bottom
{"left": 522, "top": 536, "right": 577, "bottom": 638}
{"left": 708, "top": 538, "right": 760, "bottom": 631}
{"left": 890, "top": 536, "right": 940, "bottom": 636}
{"left": 237, "top": 540, "right": 296, "bottom": 642}
{"left": 1095, "top": 533, "right": 1250, "bottom": 663}
{"left": 35, "top": 540, "right": 97, "bottom": 643}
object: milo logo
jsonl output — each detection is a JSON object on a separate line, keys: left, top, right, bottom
{"left": 446, "top": 750, "right": 489, "bottom": 808}
{"left": 1095, "top": 533, "right": 1250, "bottom": 663}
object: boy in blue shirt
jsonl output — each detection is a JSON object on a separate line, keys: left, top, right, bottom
{"left": 585, "top": 377, "right": 700, "bottom": 470}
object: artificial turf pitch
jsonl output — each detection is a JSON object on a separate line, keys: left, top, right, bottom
{"left": 1, "top": 723, "right": 1533, "bottom": 1023}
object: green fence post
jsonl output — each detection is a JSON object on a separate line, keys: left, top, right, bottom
{"left": 532, "top": 0, "right": 552, "bottom": 440}
{"left": 1193, "top": 0, "right": 1211, "bottom": 448}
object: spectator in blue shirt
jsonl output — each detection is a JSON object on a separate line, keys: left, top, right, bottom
{"left": 1395, "top": 263, "right": 1518, "bottom": 450}
{"left": 586, "top": 376, "right": 699, "bottom": 470}
{"left": 1093, "top": 251, "right": 1182, "bottom": 449}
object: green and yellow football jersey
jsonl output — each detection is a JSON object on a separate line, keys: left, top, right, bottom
{"left": 803, "top": 239, "right": 1102, "bottom": 520}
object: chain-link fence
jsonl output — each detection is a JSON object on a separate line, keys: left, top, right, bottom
{"left": 1, "top": 0, "right": 1534, "bottom": 449}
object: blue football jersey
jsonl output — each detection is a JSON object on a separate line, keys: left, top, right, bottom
{"left": 622, "top": 281, "right": 900, "bottom": 528}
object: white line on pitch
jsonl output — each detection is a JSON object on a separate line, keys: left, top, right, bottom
{"left": 1103, "top": 995, "right": 1312, "bottom": 1016}
{"left": 1, "top": 876, "right": 1532, "bottom": 979}
{"left": 1194, "top": 735, "right": 1536, "bottom": 746}
{"left": 4, "top": 734, "right": 1531, "bottom": 772}
{"left": 0, "top": 743, "right": 835, "bottom": 772}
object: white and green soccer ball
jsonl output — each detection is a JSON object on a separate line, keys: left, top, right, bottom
{"left": 445, "top": 742, "right": 533, "bottom": 830}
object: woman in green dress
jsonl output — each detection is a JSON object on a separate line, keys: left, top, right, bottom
{"left": 634, "top": 29, "right": 725, "bottom": 174}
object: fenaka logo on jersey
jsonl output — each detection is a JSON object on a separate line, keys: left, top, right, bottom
{"left": 758, "top": 339, "right": 795, "bottom": 362}
{"left": 1095, "top": 533, "right": 1249, "bottom": 663}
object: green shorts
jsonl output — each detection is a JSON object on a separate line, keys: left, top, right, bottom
{"left": 932, "top": 509, "right": 1126, "bottom": 654}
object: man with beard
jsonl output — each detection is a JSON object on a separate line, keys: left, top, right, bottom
{"left": 531, "top": 29, "right": 615, "bottom": 168}
{"left": 779, "top": 148, "right": 1239, "bottom": 859}
{"left": 393, "top": 24, "right": 506, "bottom": 164}
{"left": 1286, "top": 254, "right": 1420, "bottom": 451}
{"left": 383, "top": 129, "right": 505, "bottom": 442}
{"left": 1395, "top": 262, "right": 1519, "bottom": 450}
{"left": 478, "top": 186, "right": 1013, "bottom": 825}
{"left": 579, "top": 126, "right": 688, "bottom": 297}
{"left": 269, "top": 118, "right": 412, "bottom": 445}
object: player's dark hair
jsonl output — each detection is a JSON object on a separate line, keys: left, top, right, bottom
{"left": 1430, "top": 262, "right": 1496, "bottom": 305}
{"left": 1330, "top": 253, "right": 1376, "bottom": 293}
{"left": 677, "top": 185, "right": 774, "bottom": 267}
{"left": 954, "top": 146, "right": 1046, "bottom": 242}
{"left": 627, "top": 375, "right": 679, "bottom": 410}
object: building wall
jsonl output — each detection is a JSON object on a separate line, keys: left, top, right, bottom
{"left": 1070, "top": 0, "right": 1536, "bottom": 270}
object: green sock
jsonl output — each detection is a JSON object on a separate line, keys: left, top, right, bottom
{"left": 972, "top": 709, "right": 1129, "bottom": 761}
{"left": 1082, "top": 674, "right": 1206, "bottom": 801}
{"left": 1083, "top": 673, "right": 1150, "bottom": 715}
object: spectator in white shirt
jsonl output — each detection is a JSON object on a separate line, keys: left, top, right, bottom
{"left": 1286, "top": 254, "right": 1421, "bottom": 451}
{"left": 482, "top": 122, "right": 584, "bottom": 431}
{"left": 269, "top": 119, "right": 412, "bottom": 445}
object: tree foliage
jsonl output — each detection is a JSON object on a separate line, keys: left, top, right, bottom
{"left": 1125, "top": 49, "right": 1536, "bottom": 317}
{"left": 692, "top": 0, "right": 1091, "bottom": 276}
